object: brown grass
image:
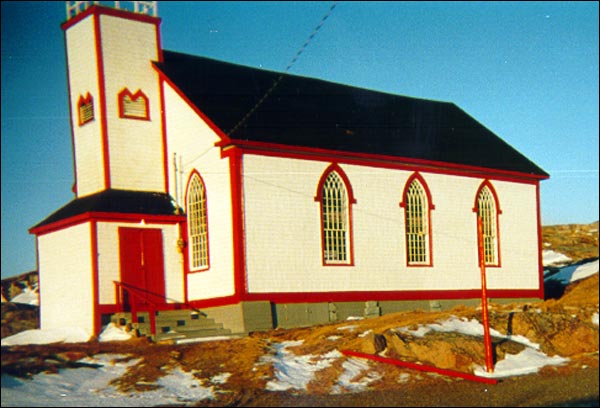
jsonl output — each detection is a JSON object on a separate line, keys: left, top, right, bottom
{"left": 1, "top": 222, "right": 598, "bottom": 405}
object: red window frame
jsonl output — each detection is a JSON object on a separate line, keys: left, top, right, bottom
{"left": 118, "top": 88, "right": 150, "bottom": 120}
{"left": 399, "top": 172, "right": 435, "bottom": 267}
{"left": 77, "top": 93, "right": 94, "bottom": 126}
{"left": 314, "top": 163, "right": 357, "bottom": 266}
{"left": 185, "top": 170, "right": 210, "bottom": 272}
{"left": 473, "top": 180, "right": 502, "bottom": 267}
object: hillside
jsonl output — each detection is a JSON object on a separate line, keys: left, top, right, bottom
{"left": 542, "top": 221, "right": 599, "bottom": 262}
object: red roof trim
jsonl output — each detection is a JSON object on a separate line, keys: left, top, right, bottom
{"left": 224, "top": 139, "right": 548, "bottom": 183}
{"left": 29, "top": 212, "right": 185, "bottom": 236}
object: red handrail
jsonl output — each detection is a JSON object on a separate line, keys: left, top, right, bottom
{"left": 113, "top": 281, "right": 158, "bottom": 337}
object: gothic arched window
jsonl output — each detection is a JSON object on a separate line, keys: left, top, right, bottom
{"left": 315, "top": 164, "right": 356, "bottom": 265}
{"left": 474, "top": 181, "right": 501, "bottom": 266}
{"left": 400, "top": 173, "right": 435, "bottom": 266}
{"left": 186, "top": 172, "right": 209, "bottom": 271}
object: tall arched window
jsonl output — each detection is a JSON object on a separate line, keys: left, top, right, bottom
{"left": 474, "top": 181, "right": 501, "bottom": 267}
{"left": 400, "top": 173, "right": 434, "bottom": 266}
{"left": 315, "top": 164, "right": 356, "bottom": 265}
{"left": 186, "top": 172, "right": 209, "bottom": 271}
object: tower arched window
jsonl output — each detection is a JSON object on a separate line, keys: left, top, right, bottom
{"left": 77, "top": 93, "right": 94, "bottom": 125}
{"left": 474, "top": 181, "right": 501, "bottom": 267}
{"left": 400, "top": 173, "right": 434, "bottom": 266}
{"left": 186, "top": 172, "right": 209, "bottom": 271}
{"left": 118, "top": 88, "right": 150, "bottom": 120}
{"left": 315, "top": 164, "right": 356, "bottom": 265}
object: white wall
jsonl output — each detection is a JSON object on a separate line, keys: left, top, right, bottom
{"left": 162, "top": 83, "right": 236, "bottom": 301}
{"left": 242, "top": 154, "right": 540, "bottom": 294}
{"left": 65, "top": 12, "right": 165, "bottom": 196}
{"left": 37, "top": 223, "right": 94, "bottom": 332}
{"left": 65, "top": 16, "right": 105, "bottom": 196}
{"left": 100, "top": 14, "right": 164, "bottom": 192}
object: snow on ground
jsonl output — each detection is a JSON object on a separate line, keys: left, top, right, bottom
{"left": 2, "top": 258, "right": 598, "bottom": 406}
{"left": 544, "top": 259, "right": 599, "bottom": 284}
{"left": 1, "top": 314, "right": 579, "bottom": 406}
{"left": 542, "top": 249, "right": 573, "bottom": 266}
{"left": 474, "top": 348, "right": 569, "bottom": 378}
{"left": 1, "top": 327, "right": 92, "bottom": 346}
{"left": 395, "top": 315, "right": 540, "bottom": 350}
{"left": 97, "top": 323, "right": 133, "bottom": 342}
{"left": 9, "top": 286, "right": 39, "bottom": 306}
{"left": 1, "top": 354, "right": 216, "bottom": 407}
{"left": 261, "top": 341, "right": 342, "bottom": 391}
{"left": 394, "top": 315, "right": 571, "bottom": 379}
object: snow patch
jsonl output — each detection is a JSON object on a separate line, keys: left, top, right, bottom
{"left": 10, "top": 287, "right": 39, "bottom": 306}
{"left": 1, "top": 327, "right": 91, "bottom": 346}
{"left": 542, "top": 250, "right": 572, "bottom": 266}
{"left": 395, "top": 316, "right": 540, "bottom": 350}
{"left": 474, "top": 348, "right": 569, "bottom": 378}
{"left": 332, "top": 357, "right": 381, "bottom": 394}
{"left": 545, "top": 259, "right": 599, "bottom": 284}
{"left": 98, "top": 323, "right": 132, "bottom": 342}
{"left": 262, "top": 341, "right": 341, "bottom": 391}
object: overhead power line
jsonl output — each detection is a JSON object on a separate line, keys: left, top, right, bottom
{"left": 227, "top": 1, "right": 338, "bottom": 137}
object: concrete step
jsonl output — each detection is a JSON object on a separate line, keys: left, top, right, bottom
{"left": 169, "top": 324, "right": 227, "bottom": 333}
{"left": 155, "top": 309, "right": 206, "bottom": 318}
{"left": 110, "top": 309, "right": 231, "bottom": 342}
{"left": 154, "top": 318, "right": 221, "bottom": 329}
{"left": 154, "top": 331, "right": 187, "bottom": 342}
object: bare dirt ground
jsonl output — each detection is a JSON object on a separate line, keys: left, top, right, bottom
{"left": 2, "top": 272, "right": 598, "bottom": 407}
{"left": 1, "top": 223, "right": 599, "bottom": 407}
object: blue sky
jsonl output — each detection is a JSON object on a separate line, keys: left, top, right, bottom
{"left": 1, "top": 1, "right": 598, "bottom": 279}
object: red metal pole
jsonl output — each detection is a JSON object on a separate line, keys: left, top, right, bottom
{"left": 477, "top": 216, "right": 494, "bottom": 373}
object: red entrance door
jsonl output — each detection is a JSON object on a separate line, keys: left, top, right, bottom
{"left": 118, "top": 228, "right": 166, "bottom": 309}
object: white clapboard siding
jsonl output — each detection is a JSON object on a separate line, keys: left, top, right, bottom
{"left": 100, "top": 14, "right": 164, "bottom": 192}
{"left": 65, "top": 16, "right": 104, "bottom": 197}
{"left": 37, "top": 223, "right": 94, "bottom": 332}
{"left": 162, "top": 83, "right": 236, "bottom": 301}
{"left": 242, "top": 154, "right": 540, "bottom": 294}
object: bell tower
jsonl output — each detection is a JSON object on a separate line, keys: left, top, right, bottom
{"left": 63, "top": 1, "right": 166, "bottom": 197}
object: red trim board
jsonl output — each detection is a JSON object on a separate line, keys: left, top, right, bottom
{"left": 341, "top": 350, "right": 498, "bottom": 384}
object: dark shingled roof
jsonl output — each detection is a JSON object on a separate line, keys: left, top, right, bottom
{"left": 31, "top": 189, "right": 180, "bottom": 230}
{"left": 154, "top": 50, "right": 548, "bottom": 177}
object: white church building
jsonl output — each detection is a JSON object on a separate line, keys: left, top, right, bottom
{"left": 30, "top": 2, "right": 549, "bottom": 340}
